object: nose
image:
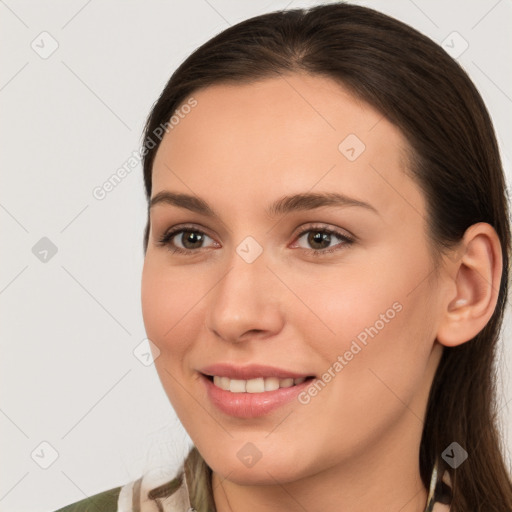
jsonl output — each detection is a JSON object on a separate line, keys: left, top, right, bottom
{"left": 205, "top": 246, "right": 285, "bottom": 344}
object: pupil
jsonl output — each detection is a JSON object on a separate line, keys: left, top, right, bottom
{"left": 183, "top": 231, "right": 203, "bottom": 249}
{"left": 308, "top": 231, "right": 330, "bottom": 249}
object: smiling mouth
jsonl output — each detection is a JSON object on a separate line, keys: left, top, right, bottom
{"left": 205, "top": 375, "right": 315, "bottom": 393}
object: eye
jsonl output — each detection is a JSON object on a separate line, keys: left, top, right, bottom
{"left": 157, "top": 225, "right": 218, "bottom": 255}
{"left": 156, "top": 223, "right": 354, "bottom": 257}
{"left": 293, "top": 225, "right": 354, "bottom": 256}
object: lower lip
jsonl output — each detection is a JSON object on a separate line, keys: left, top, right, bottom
{"left": 201, "top": 374, "right": 313, "bottom": 418}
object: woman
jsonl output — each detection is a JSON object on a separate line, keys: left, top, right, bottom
{"left": 54, "top": 2, "right": 512, "bottom": 511}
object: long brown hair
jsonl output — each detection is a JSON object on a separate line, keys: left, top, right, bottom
{"left": 141, "top": 3, "right": 512, "bottom": 510}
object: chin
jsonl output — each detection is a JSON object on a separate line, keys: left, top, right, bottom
{"left": 202, "top": 448, "right": 313, "bottom": 486}
{"left": 215, "top": 464, "right": 301, "bottom": 486}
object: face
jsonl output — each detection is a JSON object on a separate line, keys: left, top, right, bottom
{"left": 141, "top": 73, "right": 445, "bottom": 485}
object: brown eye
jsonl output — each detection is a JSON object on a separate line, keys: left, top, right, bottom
{"left": 306, "top": 231, "right": 333, "bottom": 250}
{"left": 157, "top": 226, "right": 217, "bottom": 255}
{"left": 294, "top": 226, "right": 354, "bottom": 256}
{"left": 177, "top": 231, "right": 208, "bottom": 249}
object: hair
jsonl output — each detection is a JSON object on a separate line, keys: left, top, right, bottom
{"left": 140, "top": 2, "right": 512, "bottom": 511}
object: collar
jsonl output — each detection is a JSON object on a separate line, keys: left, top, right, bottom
{"left": 116, "top": 461, "right": 451, "bottom": 511}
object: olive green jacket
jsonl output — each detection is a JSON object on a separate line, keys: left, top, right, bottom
{"left": 51, "top": 465, "right": 452, "bottom": 511}
{"left": 53, "top": 485, "right": 122, "bottom": 512}
{"left": 52, "top": 468, "right": 193, "bottom": 512}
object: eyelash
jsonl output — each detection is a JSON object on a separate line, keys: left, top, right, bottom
{"left": 157, "top": 223, "right": 355, "bottom": 257}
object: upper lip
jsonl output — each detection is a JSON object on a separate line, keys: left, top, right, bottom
{"left": 199, "top": 363, "right": 313, "bottom": 380}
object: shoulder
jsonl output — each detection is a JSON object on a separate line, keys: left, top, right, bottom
{"left": 50, "top": 468, "right": 191, "bottom": 512}
{"left": 51, "top": 485, "right": 122, "bottom": 512}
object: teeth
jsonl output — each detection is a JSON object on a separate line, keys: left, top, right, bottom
{"left": 280, "top": 378, "right": 294, "bottom": 388}
{"left": 229, "top": 379, "right": 246, "bottom": 393}
{"left": 246, "top": 378, "right": 265, "bottom": 393}
{"left": 264, "top": 377, "right": 280, "bottom": 391}
{"left": 219, "top": 376, "right": 230, "bottom": 391}
{"left": 212, "top": 375, "right": 308, "bottom": 393}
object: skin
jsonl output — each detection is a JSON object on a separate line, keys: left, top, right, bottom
{"left": 141, "top": 73, "right": 502, "bottom": 512}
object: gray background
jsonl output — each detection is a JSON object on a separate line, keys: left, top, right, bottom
{"left": 1, "top": 1, "right": 511, "bottom": 510}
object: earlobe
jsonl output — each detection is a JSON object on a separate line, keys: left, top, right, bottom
{"left": 436, "top": 222, "right": 502, "bottom": 348}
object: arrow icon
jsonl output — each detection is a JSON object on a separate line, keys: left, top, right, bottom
{"left": 237, "top": 441, "right": 262, "bottom": 467}
{"left": 31, "top": 31, "right": 59, "bottom": 60}
{"left": 32, "top": 237, "right": 58, "bottom": 262}
{"left": 338, "top": 134, "right": 365, "bottom": 161}
{"left": 31, "top": 441, "right": 59, "bottom": 468}
{"left": 441, "top": 32, "right": 468, "bottom": 59}
{"left": 34, "top": 449, "right": 45, "bottom": 458}
{"left": 236, "top": 236, "right": 263, "bottom": 263}
{"left": 441, "top": 441, "right": 468, "bottom": 468}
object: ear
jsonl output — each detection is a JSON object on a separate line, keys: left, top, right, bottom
{"left": 436, "top": 222, "right": 503, "bottom": 347}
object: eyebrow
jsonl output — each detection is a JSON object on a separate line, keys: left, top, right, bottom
{"left": 149, "top": 191, "right": 379, "bottom": 217}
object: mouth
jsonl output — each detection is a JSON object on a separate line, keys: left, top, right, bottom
{"left": 198, "top": 364, "right": 316, "bottom": 418}
{"left": 204, "top": 374, "right": 314, "bottom": 393}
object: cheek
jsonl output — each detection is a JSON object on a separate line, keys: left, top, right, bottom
{"left": 283, "top": 261, "right": 403, "bottom": 360}
{"left": 141, "top": 260, "right": 206, "bottom": 414}
{"left": 287, "top": 270, "right": 435, "bottom": 463}
{"left": 141, "top": 258, "right": 203, "bottom": 355}
{"left": 297, "top": 248, "right": 436, "bottom": 400}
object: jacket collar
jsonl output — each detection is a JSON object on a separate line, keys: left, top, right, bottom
{"left": 117, "top": 462, "right": 452, "bottom": 511}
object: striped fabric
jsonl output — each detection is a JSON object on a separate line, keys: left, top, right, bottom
{"left": 117, "top": 468, "right": 192, "bottom": 512}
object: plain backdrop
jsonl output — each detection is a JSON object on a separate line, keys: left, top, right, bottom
{"left": 1, "top": 1, "right": 511, "bottom": 511}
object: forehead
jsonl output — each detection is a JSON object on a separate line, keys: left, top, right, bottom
{"left": 152, "top": 73, "right": 425, "bottom": 223}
